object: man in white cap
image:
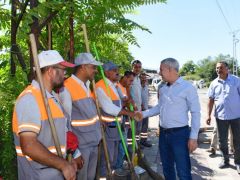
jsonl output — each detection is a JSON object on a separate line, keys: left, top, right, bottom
{"left": 59, "top": 52, "right": 102, "bottom": 180}
{"left": 12, "top": 50, "right": 77, "bottom": 180}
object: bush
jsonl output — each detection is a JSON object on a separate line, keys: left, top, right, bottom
{"left": 0, "top": 62, "right": 28, "bottom": 179}
{"left": 183, "top": 74, "right": 201, "bottom": 81}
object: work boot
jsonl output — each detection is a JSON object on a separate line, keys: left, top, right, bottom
{"left": 235, "top": 164, "right": 240, "bottom": 174}
{"left": 140, "top": 144, "right": 145, "bottom": 149}
{"left": 206, "top": 148, "right": 216, "bottom": 155}
{"left": 219, "top": 159, "right": 230, "bottom": 169}
{"left": 140, "top": 141, "right": 152, "bottom": 147}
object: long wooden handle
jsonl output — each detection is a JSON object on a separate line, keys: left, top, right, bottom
{"left": 81, "top": 24, "right": 113, "bottom": 179}
{"left": 29, "top": 34, "right": 63, "bottom": 158}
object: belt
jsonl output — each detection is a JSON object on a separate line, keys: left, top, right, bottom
{"left": 108, "top": 126, "right": 117, "bottom": 128}
{"left": 160, "top": 125, "right": 189, "bottom": 133}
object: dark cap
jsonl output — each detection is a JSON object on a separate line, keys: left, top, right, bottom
{"left": 131, "top": 59, "right": 142, "bottom": 65}
{"left": 103, "top": 61, "right": 119, "bottom": 71}
{"left": 140, "top": 71, "right": 150, "bottom": 77}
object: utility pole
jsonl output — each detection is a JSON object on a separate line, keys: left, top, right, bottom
{"left": 231, "top": 30, "right": 240, "bottom": 76}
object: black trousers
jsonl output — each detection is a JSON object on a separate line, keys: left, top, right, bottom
{"left": 216, "top": 118, "right": 240, "bottom": 164}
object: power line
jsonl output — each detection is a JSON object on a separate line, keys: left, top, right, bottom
{"left": 216, "top": 0, "right": 233, "bottom": 32}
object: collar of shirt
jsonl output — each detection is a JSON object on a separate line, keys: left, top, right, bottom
{"left": 105, "top": 78, "right": 116, "bottom": 86}
{"left": 166, "top": 77, "right": 183, "bottom": 87}
{"left": 105, "top": 78, "right": 121, "bottom": 99}
{"left": 173, "top": 77, "right": 183, "bottom": 85}
{"left": 217, "top": 74, "right": 231, "bottom": 84}
{"left": 71, "top": 74, "right": 90, "bottom": 97}
{"left": 32, "top": 80, "right": 55, "bottom": 99}
{"left": 31, "top": 80, "right": 65, "bottom": 113}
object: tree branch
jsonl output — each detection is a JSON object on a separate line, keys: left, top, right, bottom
{"left": 38, "top": 10, "right": 58, "bottom": 31}
{"left": 16, "top": 0, "right": 30, "bottom": 30}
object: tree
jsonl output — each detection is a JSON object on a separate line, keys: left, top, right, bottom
{"left": 196, "top": 54, "right": 233, "bottom": 83}
{"left": 179, "top": 60, "right": 197, "bottom": 76}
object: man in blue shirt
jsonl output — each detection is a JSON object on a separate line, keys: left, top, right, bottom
{"left": 206, "top": 61, "right": 240, "bottom": 173}
{"left": 142, "top": 58, "right": 200, "bottom": 180}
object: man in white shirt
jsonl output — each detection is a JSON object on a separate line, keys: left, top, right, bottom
{"left": 139, "top": 72, "right": 152, "bottom": 147}
{"left": 96, "top": 61, "right": 135, "bottom": 176}
{"left": 130, "top": 60, "right": 143, "bottom": 144}
{"left": 141, "top": 58, "right": 200, "bottom": 180}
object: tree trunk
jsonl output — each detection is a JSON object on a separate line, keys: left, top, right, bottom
{"left": 69, "top": 2, "right": 74, "bottom": 63}
{"left": 10, "top": 0, "right": 29, "bottom": 76}
{"left": 10, "top": 0, "right": 17, "bottom": 76}
{"left": 47, "top": 23, "right": 52, "bottom": 50}
{"left": 28, "top": 0, "right": 39, "bottom": 81}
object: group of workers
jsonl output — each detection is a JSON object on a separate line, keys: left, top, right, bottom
{"left": 12, "top": 48, "right": 240, "bottom": 180}
{"left": 12, "top": 50, "right": 147, "bottom": 180}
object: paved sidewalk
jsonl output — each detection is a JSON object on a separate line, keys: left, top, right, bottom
{"left": 142, "top": 128, "right": 240, "bottom": 180}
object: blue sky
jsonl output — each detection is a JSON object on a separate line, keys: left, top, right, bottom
{"left": 127, "top": 0, "right": 240, "bottom": 69}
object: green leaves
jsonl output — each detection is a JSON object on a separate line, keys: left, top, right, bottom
{"left": 180, "top": 54, "right": 234, "bottom": 85}
{"left": 0, "top": 5, "right": 10, "bottom": 31}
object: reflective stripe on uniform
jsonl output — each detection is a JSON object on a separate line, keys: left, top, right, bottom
{"left": 71, "top": 115, "right": 98, "bottom": 126}
{"left": 15, "top": 146, "right": 66, "bottom": 161}
{"left": 127, "top": 138, "right": 132, "bottom": 145}
{"left": 140, "top": 132, "right": 148, "bottom": 138}
{"left": 48, "top": 146, "right": 66, "bottom": 154}
{"left": 18, "top": 123, "right": 41, "bottom": 134}
{"left": 135, "top": 135, "right": 140, "bottom": 141}
{"left": 101, "top": 116, "right": 121, "bottom": 122}
{"left": 15, "top": 147, "right": 32, "bottom": 161}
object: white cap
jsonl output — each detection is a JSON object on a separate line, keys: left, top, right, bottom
{"left": 74, "top": 53, "right": 102, "bottom": 66}
{"left": 38, "top": 50, "right": 75, "bottom": 68}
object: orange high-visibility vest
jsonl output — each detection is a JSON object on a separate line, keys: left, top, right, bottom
{"left": 64, "top": 76, "right": 101, "bottom": 148}
{"left": 12, "top": 84, "right": 66, "bottom": 179}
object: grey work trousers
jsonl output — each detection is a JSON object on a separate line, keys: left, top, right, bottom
{"left": 100, "top": 140, "right": 119, "bottom": 176}
{"left": 77, "top": 145, "right": 98, "bottom": 180}
{"left": 140, "top": 117, "right": 149, "bottom": 143}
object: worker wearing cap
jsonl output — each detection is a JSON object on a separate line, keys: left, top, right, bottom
{"left": 12, "top": 50, "right": 77, "bottom": 180}
{"left": 130, "top": 60, "right": 143, "bottom": 144}
{"left": 96, "top": 61, "right": 135, "bottom": 175}
{"left": 139, "top": 71, "right": 152, "bottom": 147}
{"left": 59, "top": 53, "right": 102, "bottom": 180}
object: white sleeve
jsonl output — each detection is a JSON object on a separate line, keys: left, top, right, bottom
{"left": 16, "top": 94, "right": 41, "bottom": 134}
{"left": 142, "top": 103, "right": 160, "bottom": 118}
{"left": 58, "top": 88, "right": 72, "bottom": 118}
{"left": 96, "top": 87, "right": 121, "bottom": 116}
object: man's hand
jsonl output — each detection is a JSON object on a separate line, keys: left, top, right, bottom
{"left": 206, "top": 117, "right": 211, "bottom": 125}
{"left": 61, "top": 161, "right": 77, "bottom": 180}
{"left": 20, "top": 132, "right": 77, "bottom": 180}
{"left": 188, "top": 139, "right": 198, "bottom": 153}
{"left": 74, "top": 155, "right": 84, "bottom": 169}
{"left": 134, "top": 111, "right": 143, "bottom": 121}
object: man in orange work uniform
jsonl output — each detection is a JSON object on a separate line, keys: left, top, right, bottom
{"left": 12, "top": 50, "right": 78, "bottom": 180}
{"left": 59, "top": 53, "right": 102, "bottom": 180}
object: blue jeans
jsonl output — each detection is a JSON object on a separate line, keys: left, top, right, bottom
{"left": 159, "top": 126, "right": 192, "bottom": 180}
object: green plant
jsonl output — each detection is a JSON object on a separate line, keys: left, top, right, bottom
{"left": 0, "top": 60, "right": 28, "bottom": 179}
